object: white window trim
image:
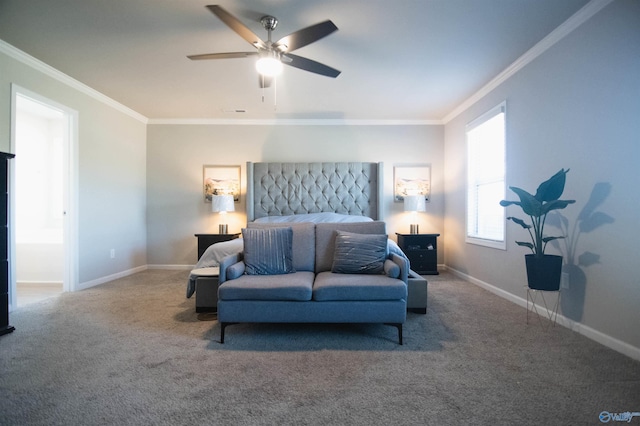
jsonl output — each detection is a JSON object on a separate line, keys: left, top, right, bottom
{"left": 465, "top": 101, "right": 507, "bottom": 250}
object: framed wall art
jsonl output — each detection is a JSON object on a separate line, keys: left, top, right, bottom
{"left": 394, "top": 164, "right": 431, "bottom": 202}
{"left": 203, "top": 165, "right": 240, "bottom": 202}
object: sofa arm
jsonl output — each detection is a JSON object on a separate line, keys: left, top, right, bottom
{"left": 383, "top": 259, "right": 400, "bottom": 278}
{"left": 389, "top": 253, "right": 409, "bottom": 284}
{"left": 219, "top": 253, "right": 243, "bottom": 284}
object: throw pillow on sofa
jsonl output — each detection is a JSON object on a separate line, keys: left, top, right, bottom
{"left": 242, "top": 227, "right": 295, "bottom": 275}
{"left": 331, "top": 230, "right": 387, "bottom": 274}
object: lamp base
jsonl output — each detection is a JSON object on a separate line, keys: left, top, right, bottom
{"left": 219, "top": 224, "right": 228, "bottom": 234}
{"left": 410, "top": 224, "right": 419, "bottom": 234}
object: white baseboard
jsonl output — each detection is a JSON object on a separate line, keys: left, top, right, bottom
{"left": 444, "top": 265, "right": 640, "bottom": 362}
{"left": 147, "top": 264, "right": 194, "bottom": 270}
{"left": 75, "top": 264, "right": 195, "bottom": 291}
{"left": 17, "top": 280, "right": 63, "bottom": 286}
{"left": 76, "top": 265, "right": 148, "bottom": 291}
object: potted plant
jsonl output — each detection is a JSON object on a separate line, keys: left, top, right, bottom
{"left": 500, "top": 169, "right": 575, "bottom": 291}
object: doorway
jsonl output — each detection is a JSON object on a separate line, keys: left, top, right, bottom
{"left": 9, "top": 86, "right": 78, "bottom": 310}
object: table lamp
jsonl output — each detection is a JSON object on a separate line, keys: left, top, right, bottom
{"left": 404, "top": 194, "right": 426, "bottom": 234}
{"left": 211, "top": 194, "right": 235, "bottom": 234}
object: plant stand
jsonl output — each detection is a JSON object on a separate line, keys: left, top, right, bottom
{"left": 526, "top": 287, "right": 560, "bottom": 329}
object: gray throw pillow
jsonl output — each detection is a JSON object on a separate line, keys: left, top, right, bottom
{"left": 331, "top": 230, "right": 387, "bottom": 274}
{"left": 242, "top": 227, "right": 295, "bottom": 275}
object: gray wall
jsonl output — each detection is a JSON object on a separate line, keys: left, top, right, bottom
{"left": 444, "top": 0, "right": 640, "bottom": 352}
{"left": 146, "top": 124, "right": 444, "bottom": 266}
{"left": 0, "top": 47, "right": 148, "bottom": 285}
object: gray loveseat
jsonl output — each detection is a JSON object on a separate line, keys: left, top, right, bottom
{"left": 217, "top": 221, "right": 409, "bottom": 344}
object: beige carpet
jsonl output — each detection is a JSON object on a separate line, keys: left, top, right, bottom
{"left": 1, "top": 270, "right": 639, "bottom": 425}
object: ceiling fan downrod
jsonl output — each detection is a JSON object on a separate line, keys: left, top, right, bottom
{"left": 260, "top": 15, "right": 278, "bottom": 44}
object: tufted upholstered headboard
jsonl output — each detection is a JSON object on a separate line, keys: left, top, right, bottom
{"left": 246, "top": 162, "right": 383, "bottom": 221}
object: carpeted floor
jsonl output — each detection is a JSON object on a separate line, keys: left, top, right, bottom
{"left": 1, "top": 270, "right": 639, "bottom": 425}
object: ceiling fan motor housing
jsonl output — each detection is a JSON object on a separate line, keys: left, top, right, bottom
{"left": 260, "top": 15, "right": 278, "bottom": 31}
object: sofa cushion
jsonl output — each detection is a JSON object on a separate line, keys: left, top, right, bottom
{"left": 313, "top": 271, "right": 407, "bottom": 301}
{"left": 219, "top": 271, "right": 315, "bottom": 301}
{"left": 315, "top": 221, "right": 387, "bottom": 273}
{"left": 248, "top": 222, "right": 315, "bottom": 271}
{"left": 242, "top": 227, "right": 295, "bottom": 275}
{"left": 331, "top": 231, "right": 387, "bottom": 274}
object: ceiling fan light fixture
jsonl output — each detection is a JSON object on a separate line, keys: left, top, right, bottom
{"left": 256, "top": 53, "right": 282, "bottom": 77}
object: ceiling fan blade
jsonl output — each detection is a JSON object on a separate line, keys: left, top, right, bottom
{"left": 275, "top": 20, "right": 338, "bottom": 52}
{"left": 259, "top": 75, "right": 273, "bottom": 88}
{"left": 188, "top": 52, "right": 258, "bottom": 60}
{"left": 283, "top": 53, "right": 341, "bottom": 78}
{"left": 207, "top": 5, "right": 267, "bottom": 49}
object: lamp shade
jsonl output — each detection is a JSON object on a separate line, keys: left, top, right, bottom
{"left": 211, "top": 195, "right": 235, "bottom": 213}
{"left": 404, "top": 195, "right": 426, "bottom": 212}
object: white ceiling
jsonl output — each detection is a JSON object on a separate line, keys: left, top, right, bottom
{"left": 0, "top": 0, "right": 591, "bottom": 121}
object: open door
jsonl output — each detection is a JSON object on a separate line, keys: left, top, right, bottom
{"left": 9, "top": 86, "right": 78, "bottom": 311}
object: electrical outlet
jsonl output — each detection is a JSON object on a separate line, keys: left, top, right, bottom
{"left": 110, "top": 249, "right": 116, "bottom": 259}
{"left": 561, "top": 272, "right": 570, "bottom": 289}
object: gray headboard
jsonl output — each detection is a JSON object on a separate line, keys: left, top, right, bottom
{"left": 246, "top": 162, "right": 383, "bottom": 221}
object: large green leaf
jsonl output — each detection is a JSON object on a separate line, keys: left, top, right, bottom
{"left": 499, "top": 200, "right": 520, "bottom": 207}
{"left": 506, "top": 216, "right": 531, "bottom": 229}
{"left": 516, "top": 241, "right": 534, "bottom": 250}
{"left": 540, "top": 199, "right": 576, "bottom": 215}
{"left": 509, "top": 186, "right": 541, "bottom": 216}
{"left": 542, "top": 236, "right": 565, "bottom": 243}
{"left": 534, "top": 169, "right": 569, "bottom": 202}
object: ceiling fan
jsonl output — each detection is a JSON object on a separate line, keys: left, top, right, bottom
{"left": 188, "top": 5, "right": 341, "bottom": 88}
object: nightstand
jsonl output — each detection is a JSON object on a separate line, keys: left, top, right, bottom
{"left": 396, "top": 233, "right": 440, "bottom": 275}
{"left": 194, "top": 233, "right": 240, "bottom": 259}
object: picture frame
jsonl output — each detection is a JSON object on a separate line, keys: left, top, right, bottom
{"left": 393, "top": 164, "right": 431, "bottom": 202}
{"left": 203, "top": 165, "right": 240, "bottom": 203}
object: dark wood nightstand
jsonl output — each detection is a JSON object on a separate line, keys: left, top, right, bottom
{"left": 194, "top": 233, "right": 240, "bottom": 260}
{"left": 395, "top": 233, "right": 440, "bottom": 275}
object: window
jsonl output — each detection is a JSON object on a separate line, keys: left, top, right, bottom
{"left": 466, "top": 102, "right": 506, "bottom": 249}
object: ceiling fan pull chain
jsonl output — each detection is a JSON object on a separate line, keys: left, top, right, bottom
{"left": 274, "top": 77, "right": 277, "bottom": 111}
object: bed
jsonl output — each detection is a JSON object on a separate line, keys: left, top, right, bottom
{"left": 187, "top": 161, "right": 388, "bottom": 296}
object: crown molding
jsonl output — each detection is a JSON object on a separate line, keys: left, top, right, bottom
{"left": 0, "top": 39, "right": 148, "bottom": 124}
{"left": 442, "top": 0, "right": 614, "bottom": 124}
{"left": 148, "top": 118, "right": 442, "bottom": 126}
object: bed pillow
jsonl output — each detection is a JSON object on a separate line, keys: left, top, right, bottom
{"left": 242, "top": 227, "right": 295, "bottom": 275}
{"left": 331, "top": 230, "right": 387, "bottom": 274}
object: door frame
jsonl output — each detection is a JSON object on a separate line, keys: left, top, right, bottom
{"left": 9, "top": 84, "right": 79, "bottom": 310}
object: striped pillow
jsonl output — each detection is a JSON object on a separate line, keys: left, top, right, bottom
{"left": 331, "top": 230, "right": 386, "bottom": 274}
{"left": 242, "top": 227, "right": 295, "bottom": 275}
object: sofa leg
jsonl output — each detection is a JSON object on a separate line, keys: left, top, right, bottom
{"left": 220, "top": 322, "right": 238, "bottom": 344}
{"left": 220, "top": 322, "right": 226, "bottom": 343}
{"left": 386, "top": 323, "right": 403, "bottom": 345}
